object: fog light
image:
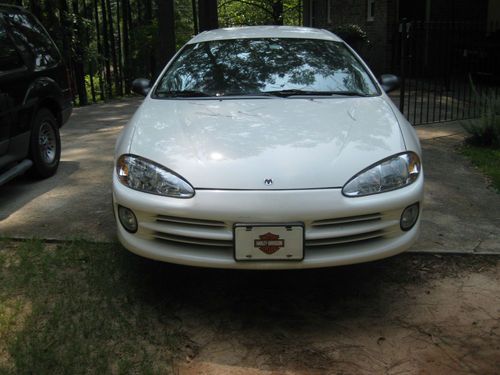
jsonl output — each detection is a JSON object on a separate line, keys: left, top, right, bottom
{"left": 400, "top": 203, "right": 419, "bottom": 231}
{"left": 118, "top": 205, "right": 138, "bottom": 233}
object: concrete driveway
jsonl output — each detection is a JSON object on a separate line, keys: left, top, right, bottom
{"left": 1, "top": 98, "right": 499, "bottom": 253}
{"left": 0, "top": 98, "right": 140, "bottom": 242}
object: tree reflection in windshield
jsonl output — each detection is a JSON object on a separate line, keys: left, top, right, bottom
{"left": 155, "top": 38, "right": 378, "bottom": 97}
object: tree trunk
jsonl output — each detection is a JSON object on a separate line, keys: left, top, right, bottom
{"left": 58, "top": 0, "right": 76, "bottom": 100}
{"left": 116, "top": 0, "right": 124, "bottom": 96}
{"left": 29, "top": 0, "right": 42, "bottom": 20}
{"left": 198, "top": 0, "right": 218, "bottom": 32}
{"left": 93, "top": 0, "right": 106, "bottom": 100}
{"left": 158, "top": 0, "right": 175, "bottom": 73}
{"left": 100, "top": 0, "right": 113, "bottom": 97}
{"left": 298, "top": 0, "right": 302, "bottom": 25}
{"left": 136, "top": 0, "right": 141, "bottom": 21}
{"left": 72, "top": 0, "right": 89, "bottom": 105}
{"left": 191, "top": 0, "right": 198, "bottom": 34}
{"left": 44, "top": 0, "right": 60, "bottom": 47}
{"left": 144, "top": 0, "right": 156, "bottom": 77}
{"left": 272, "top": 0, "right": 284, "bottom": 25}
{"left": 106, "top": 0, "right": 121, "bottom": 96}
{"left": 121, "top": 0, "right": 131, "bottom": 93}
{"left": 83, "top": 0, "right": 96, "bottom": 102}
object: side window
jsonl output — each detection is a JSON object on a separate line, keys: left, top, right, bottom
{"left": 0, "top": 19, "right": 24, "bottom": 72}
{"left": 5, "top": 11, "right": 60, "bottom": 69}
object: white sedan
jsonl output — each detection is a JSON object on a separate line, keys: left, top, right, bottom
{"left": 113, "top": 26, "right": 423, "bottom": 269}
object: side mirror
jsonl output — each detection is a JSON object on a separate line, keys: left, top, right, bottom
{"left": 379, "top": 74, "right": 400, "bottom": 93}
{"left": 131, "top": 78, "right": 151, "bottom": 96}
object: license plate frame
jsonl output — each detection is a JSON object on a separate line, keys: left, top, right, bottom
{"left": 233, "top": 223, "right": 304, "bottom": 261}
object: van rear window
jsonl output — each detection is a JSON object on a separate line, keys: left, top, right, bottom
{"left": 0, "top": 20, "right": 24, "bottom": 72}
{"left": 5, "top": 11, "right": 60, "bottom": 69}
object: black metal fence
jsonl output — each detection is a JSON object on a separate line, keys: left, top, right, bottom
{"left": 393, "top": 20, "right": 500, "bottom": 125}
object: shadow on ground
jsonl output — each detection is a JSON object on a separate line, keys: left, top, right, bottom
{"left": 0, "top": 161, "right": 79, "bottom": 221}
{"left": 1, "top": 239, "right": 498, "bottom": 374}
{"left": 127, "top": 251, "right": 499, "bottom": 374}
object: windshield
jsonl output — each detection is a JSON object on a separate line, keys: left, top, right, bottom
{"left": 154, "top": 38, "right": 379, "bottom": 98}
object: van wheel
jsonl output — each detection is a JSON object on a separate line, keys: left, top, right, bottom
{"left": 29, "top": 108, "right": 61, "bottom": 178}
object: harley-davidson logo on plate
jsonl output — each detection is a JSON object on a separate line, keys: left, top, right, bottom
{"left": 254, "top": 232, "right": 284, "bottom": 254}
{"left": 234, "top": 224, "right": 304, "bottom": 261}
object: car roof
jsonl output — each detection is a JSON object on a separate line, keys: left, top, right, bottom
{"left": 188, "top": 26, "right": 343, "bottom": 44}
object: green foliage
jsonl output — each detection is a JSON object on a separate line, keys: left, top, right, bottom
{"left": 462, "top": 78, "right": 500, "bottom": 148}
{"left": 330, "top": 24, "right": 370, "bottom": 46}
{"left": 175, "top": 0, "right": 196, "bottom": 48}
{"left": 64, "top": 10, "right": 94, "bottom": 62}
{"left": 461, "top": 145, "right": 500, "bottom": 192}
{"left": 219, "top": 1, "right": 269, "bottom": 26}
{"left": 84, "top": 74, "right": 104, "bottom": 102}
{"left": 218, "top": 0, "right": 302, "bottom": 27}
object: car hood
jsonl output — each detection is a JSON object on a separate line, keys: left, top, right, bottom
{"left": 129, "top": 96, "right": 405, "bottom": 189}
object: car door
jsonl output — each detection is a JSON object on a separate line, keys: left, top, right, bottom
{"left": 0, "top": 15, "right": 27, "bottom": 161}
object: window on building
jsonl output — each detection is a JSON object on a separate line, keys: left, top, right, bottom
{"left": 367, "top": 0, "right": 375, "bottom": 22}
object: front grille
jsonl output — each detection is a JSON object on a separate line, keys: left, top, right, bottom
{"left": 141, "top": 211, "right": 399, "bottom": 250}
{"left": 156, "top": 215, "right": 226, "bottom": 228}
{"left": 305, "top": 230, "right": 384, "bottom": 247}
{"left": 153, "top": 232, "right": 232, "bottom": 247}
{"left": 311, "top": 213, "right": 382, "bottom": 227}
{"left": 306, "top": 212, "right": 398, "bottom": 247}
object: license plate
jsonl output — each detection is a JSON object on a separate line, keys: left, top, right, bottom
{"left": 234, "top": 224, "right": 304, "bottom": 261}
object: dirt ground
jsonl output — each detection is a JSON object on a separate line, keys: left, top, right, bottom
{"left": 158, "top": 254, "right": 500, "bottom": 375}
{"left": 1, "top": 240, "right": 498, "bottom": 374}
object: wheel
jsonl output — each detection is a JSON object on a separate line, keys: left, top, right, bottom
{"left": 29, "top": 108, "right": 61, "bottom": 178}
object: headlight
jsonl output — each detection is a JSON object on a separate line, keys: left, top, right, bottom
{"left": 343, "top": 152, "right": 421, "bottom": 197}
{"left": 116, "top": 154, "right": 195, "bottom": 198}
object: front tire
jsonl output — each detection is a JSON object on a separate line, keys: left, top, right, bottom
{"left": 29, "top": 108, "right": 61, "bottom": 178}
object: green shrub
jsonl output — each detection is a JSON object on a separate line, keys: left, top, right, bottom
{"left": 462, "top": 78, "right": 500, "bottom": 148}
{"left": 461, "top": 145, "right": 500, "bottom": 192}
{"left": 330, "top": 24, "right": 370, "bottom": 48}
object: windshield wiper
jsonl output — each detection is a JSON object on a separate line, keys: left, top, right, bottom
{"left": 156, "top": 90, "right": 211, "bottom": 97}
{"left": 327, "top": 91, "right": 370, "bottom": 97}
{"left": 260, "top": 89, "right": 369, "bottom": 97}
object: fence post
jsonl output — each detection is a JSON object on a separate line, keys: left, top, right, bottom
{"left": 399, "top": 20, "right": 407, "bottom": 114}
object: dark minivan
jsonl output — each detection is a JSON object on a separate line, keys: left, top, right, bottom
{"left": 0, "top": 4, "right": 72, "bottom": 185}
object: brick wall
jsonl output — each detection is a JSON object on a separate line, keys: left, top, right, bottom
{"left": 303, "top": 0, "right": 491, "bottom": 74}
{"left": 304, "top": 0, "right": 396, "bottom": 75}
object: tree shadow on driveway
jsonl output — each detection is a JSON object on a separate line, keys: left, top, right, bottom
{"left": 0, "top": 161, "right": 79, "bottom": 222}
{"left": 121, "top": 250, "right": 499, "bottom": 374}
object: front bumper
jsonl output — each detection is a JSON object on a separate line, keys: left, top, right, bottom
{"left": 113, "top": 173, "right": 424, "bottom": 269}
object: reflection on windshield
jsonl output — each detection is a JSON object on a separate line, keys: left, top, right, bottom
{"left": 155, "top": 38, "right": 378, "bottom": 97}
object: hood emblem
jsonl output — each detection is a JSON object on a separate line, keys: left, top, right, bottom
{"left": 264, "top": 178, "right": 273, "bottom": 185}
{"left": 254, "top": 232, "right": 284, "bottom": 254}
